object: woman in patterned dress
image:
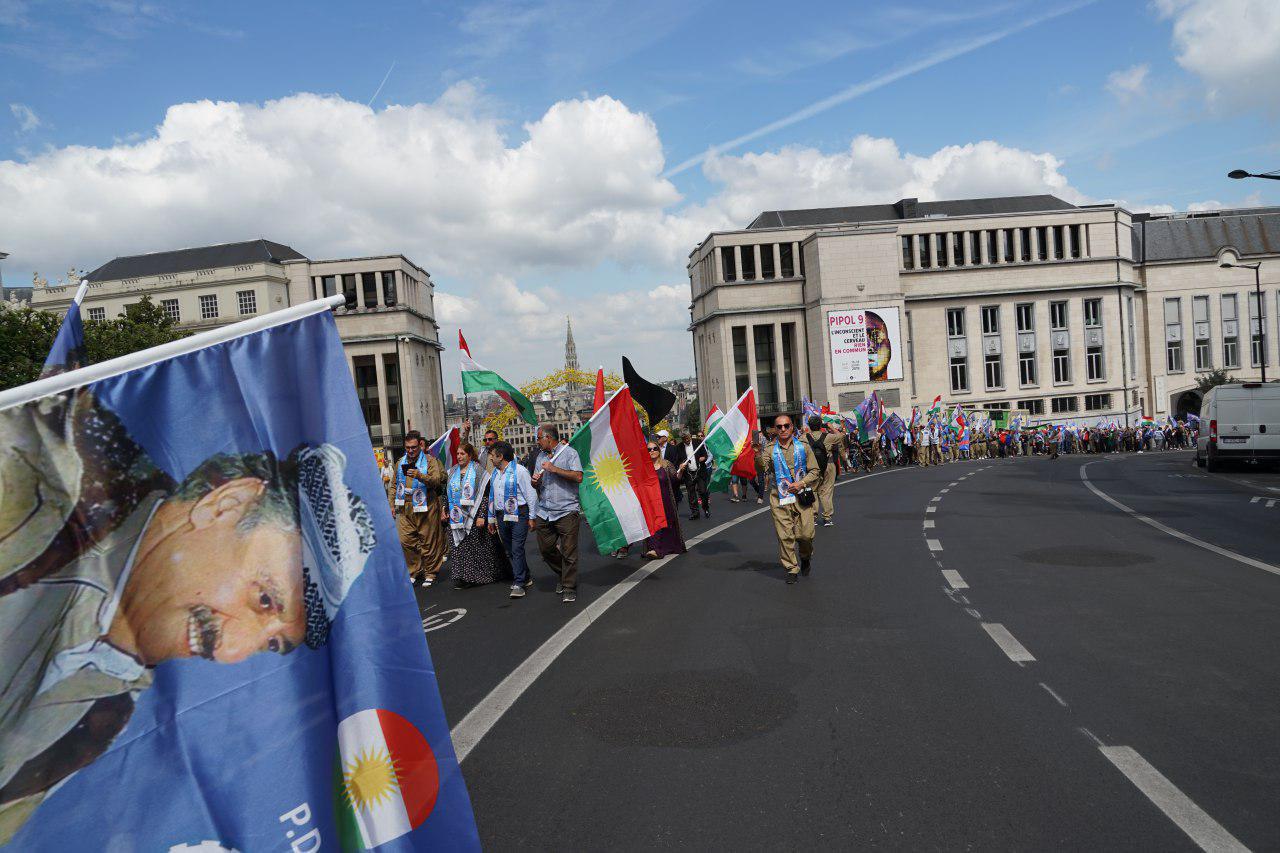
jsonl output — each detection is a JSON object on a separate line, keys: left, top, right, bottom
{"left": 445, "top": 442, "right": 510, "bottom": 588}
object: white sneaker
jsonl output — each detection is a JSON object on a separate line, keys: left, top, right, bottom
{"left": 555, "top": 583, "right": 565, "bottom": 594}
{"left": 509, "top": 585, "right": 525, "bottom": 599}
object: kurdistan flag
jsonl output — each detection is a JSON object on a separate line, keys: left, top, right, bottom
{"left": 458, "top": 330, "right": 537, "bottom": 426}
{"left": 704, "top": 403, "right": 723, "bottom": 431}
{"left": 926, "top": 394, "right": 942, "bottom": 417}
{"left": 335, "top": 708, "right": 440, "bottom": 850}
{"left": 569, "top": 385, "right": 668, "bottom": 554}
{"left": 427, "top": 425, "right": 461, "bottom": 468}
{"left": 704, "top": 386, "right": 757, "bottom": 492}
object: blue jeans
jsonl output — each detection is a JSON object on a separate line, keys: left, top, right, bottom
{"left": 496, "top": 505, "right": 531, "bottom": 586}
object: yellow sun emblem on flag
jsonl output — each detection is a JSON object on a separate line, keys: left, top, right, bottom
{"left": 589, "top": 450, "right": 631, "bottom": 495}
{"left": 732, "top": 434, "right": 748, "bottom": 457}
{"left": 342, "top": 747, "right": 402, "bottom": 810}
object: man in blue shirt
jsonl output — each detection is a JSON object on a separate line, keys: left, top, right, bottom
{"left": 485, "top": 440, "right": 538, "bottom": 599}
{"left": 531, "top": 426, "right": 583, "bottom": 604}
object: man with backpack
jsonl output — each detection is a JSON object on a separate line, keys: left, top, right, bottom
{"left": 806, "top": 415, "right": 840, "bottom": 528}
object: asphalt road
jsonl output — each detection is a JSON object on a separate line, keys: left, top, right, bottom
{"left": 419, "top": 452, "right": 1280, "bottom": 851}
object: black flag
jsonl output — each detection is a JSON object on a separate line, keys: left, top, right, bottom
{"left": 622, "top": 356, "right": 676, "bottom": 427}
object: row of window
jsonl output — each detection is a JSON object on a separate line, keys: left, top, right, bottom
{"left": 313, "top": 271, "right": 401, "bottom": 308}
{"left": 718, "top": 243, "right": 804, "bottom": 284}
{"left": 992, "top": 393, "right": 1111, "bottom": 417}
{"left": 1163, "top": 291, "right": 1274, "bottom": 374}
{"left": 84, "top": 290, "right": 257, "bottom": 323}
{"left": 902, "top": 223, "right": 1086, "bottom": 270}
{"left": 946, "top": 299, "right": 1106, "bottom": 393}
{"left": 730, "top": 322, "right": 799, "bottom": 409}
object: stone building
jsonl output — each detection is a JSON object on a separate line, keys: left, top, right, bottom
{"left": 30, "top": 238, "right": 445, "bottom": 448}
{"left": 687, "top": 196, "right": 1279, "bottom": 425}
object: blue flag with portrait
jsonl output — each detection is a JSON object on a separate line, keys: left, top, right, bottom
{"left": 0, "top": 305, "right": 477, "bottom": 850}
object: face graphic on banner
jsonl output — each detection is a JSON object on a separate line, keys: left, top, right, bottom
{"left": 0, "top": 390, "right": 376, "bottom": 842}
{"left": 864, "top": 311, "right": 892, "bottom": 381}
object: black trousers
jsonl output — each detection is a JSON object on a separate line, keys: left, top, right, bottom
{"left": 684, "top": 468, "right": 710, "bottom": 516}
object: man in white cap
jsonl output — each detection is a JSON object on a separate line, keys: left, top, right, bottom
{"left": 0, "top": 390, "right": 376, "bottom": 842}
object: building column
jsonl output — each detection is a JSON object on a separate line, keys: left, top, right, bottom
{"left": 1045, "top": 227, "right": 1056, "bottom": 260}
{"left": 792, "top": 242, "right": 802, "bottom": 276}
{"left": 994, "top": 229, "right": 1004, "bottom": 263}
{"left": 712, "top": 247, "right": 724, "bottom": 283}
{"left": 733, "top": 246, "right": 743, "bottom": 281}
{"left": 911, "top": 235, "right": 921, "bottom": 269}
{"left": 753, "top": 245, "right": 762, "bottom": 280}
{"left": 773, "top": 320, "right": 787, "bottom": 403}
{"left": 772, "top": 244, "right": 781, "bottom": 280}
{"left": 1030, "top": 228, "right": 1040, "bottom": 262}
{"left": 1062, "top": 225, "right": 1073, "bottom": 259}
{"left": 373, "top": 350, "right": 392, "bottom": 448}
{"left": 979, "top": 231, "right": 990, "bottom": 265}
{"left": 946, "top": 234, "right": 956, "bottom": 267}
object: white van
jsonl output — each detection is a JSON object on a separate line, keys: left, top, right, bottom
{"left": 1195, "top": 382, "right": 1280, "bottom": 471}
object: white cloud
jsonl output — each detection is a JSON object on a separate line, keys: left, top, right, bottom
{"left": 8, "top": 102, "right": 40, "bottom": 132}
{"left": 1155, "top": 0, "right": 1280, "bottom": 110}
{"left": 1105, "top": 64, "right": 1149, "bottom": 102}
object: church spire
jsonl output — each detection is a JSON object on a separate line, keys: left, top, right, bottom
{"left": 564, "top": 315, "right": 580, "bottom": 372}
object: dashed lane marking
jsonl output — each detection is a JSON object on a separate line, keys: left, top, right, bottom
{"left": 949, "top": 482, "right": 959, "bottom": 486}
{"left": 940, "top": 488, "right": 950, "bottom": 493}
{"left": 1081, "top": 461, "right": 1280, "bottom": 579}
{"left": 1249, "top": 496, "right": 1277, "bottom": 508}
{"left": 981, "top": 622, "right": 1036, "bottom": 662}
{"left": 923, "top": 519, "right": 936, "bottom": 529}
{"left": 1039, "top": 682, "right": 1068, "bottom": 707}
{"left": 927, "top": 538, "right": 943, "bottom": 551}
{"left": 930, "top": 496, "right": 942, "bottom": 502}
{"left": 926, "top": 506, "right": 937, "bottom": 513}
{"left": 1099, "top": 746, "right": 1249, "bottom": 853}
{"left": 941, "top": 569, "right": 967, "bottom": 589}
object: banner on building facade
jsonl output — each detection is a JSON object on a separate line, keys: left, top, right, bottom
{"left": 827, "top": 306, "right": 904, "bottom": 384}
{"left": 0, "top": 298, "right": 477, "bottom": 851}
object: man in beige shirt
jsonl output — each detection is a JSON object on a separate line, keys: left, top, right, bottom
{"left": 756, "top": 414, "right": 820, "bottom": 585}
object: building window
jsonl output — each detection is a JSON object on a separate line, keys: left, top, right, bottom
{"left": 1018, "top": 398, "right": 1045, "bottom": 415}
{"left": 740, "top": 246, "right": 757, "bottom": 281}
{"left": 1069, "top": 224, "right": 1082, "bottom": 258}
{"left": 950, "top": 357, "right": 969, "bottom": 393}
{"left": 161, "top": 299, "right": 180, "bottom": 322}
{"left": 237, "top": 290, "right": 257, "bottom": 316}
{"left": 383, "top": 354, "right": 402, "bottom": 440}
{"left": 1003, "top": 230, "right": 1015, "bottom": 263}
{"left": 760, "top": 244, "right": 776, "bottom": 279}
{"left": 342, "top": 274, "right": 358, "bottom": 307}
{"left": 1165, "top": 297, "right": 1183, "bottom": 373}
{"left": 382, "top": 271, "right": 398, "bottom": 306}
{"left": 199, "top": 294, "right": 218, "bottom": 320}
{"left": 1086, "top": 346, "right": 1104, "bottom": 380}
{"left": 753, "top": 325, "right": 777, "bottom": 406}
{"left": 1050, "top": 300, "right": 1068, "bottom": 330}
{"left": 935, "top": 234, "right": 949, "bottom": 268}
{"left": 352, "top": 356, "right": 382, "bottom": 442}
{"left": 780, "top": 323, "right": 796, "bottom": 405}
{"left": 1052, "top": 225, "right": 1065, "bottom": 260}
{"left": 87, "top": 306, "right": 106, "bottom": 321}
{"left": 901, "top": 236, "right": 913, "bottom": 269}
{"left": 1249, "top": 291, "right": 1266, "bottom": 368}
{"left": 981, "top": 306, "right": 999, "bottom": 335}
{"left": 1083, "top": 298, "right": 1101, "bottom": 328}
{"left": 986, "top": 231, "right": 998, "bottom": 265}
{"left": 1036, "top": 226, "right": 1048, "bottom": 261}
{"left": 1016, "top": 303, "right": 1034, "bottom": 332}
{"left": 953, "top": 232, "right": 966, "bottom": 266}
{"left": 320, "top": 275, "right": 337, "bottom": 298}
{"left": 1019, "top": 353, "right": 1037, "bottom": 386}
{"left": 984, "top": 353, "right": 1003, "bottom": 389}
{"left": 732, "top": 326, "right": 749, "bottom": 397}
{"left": 1222, "top": 293, "right": 1239, "bottom": 368}
{"left": 947, "top": 307, "right": 965, "bottom": 338}
{"left": 361, "top": 272, "right": 378, "bottom": 308}
{"left": 969, "top": 231, "right": 981, "bottom": 266}
{"left": 720, "top": 247, "right": 737, "bottom": 282}
{"left": 1051, "top": 395, "right": 1078, "bottom": 414}
{"left": 780, "top": 243, "right": 795, "bottom": 277}
{"left": 1053, "top": 349, "right": 1071, "bottom": 383}
{"left": 1084, "top": 393, "right": 1111, "bottom": 411}
{"left": 1193, "top": 295, "right": 1210, "bottom": 371}
{"left": 1019, "top": 229, "right": 1032, "bottom": 262}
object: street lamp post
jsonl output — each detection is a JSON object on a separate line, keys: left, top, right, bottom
{"left": 1228, "top": 169, "right": 1280, "bottom": 181}
{"left": 1219, "top": 257, "right": 1266, "bottom": 383}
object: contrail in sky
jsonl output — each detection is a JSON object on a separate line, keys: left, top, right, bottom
{"left": 368, "top": 61, "right": 396, "bottom": 107}
{"left": 662, "top": 0, "right": 1099, "bottom": 178}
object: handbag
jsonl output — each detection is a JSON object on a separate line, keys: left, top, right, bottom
{"left": 795, "top": 488, "right": 816, "bottom": 508}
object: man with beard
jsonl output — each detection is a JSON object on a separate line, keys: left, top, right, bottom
{"left": 0, "top": 389, "right": 375, "bottom": 842}
{"left": 394, "top": 430, "right": 448, "bottom": 586}
{"left": 756, "top": 414, "right": 819, "bottom": 585}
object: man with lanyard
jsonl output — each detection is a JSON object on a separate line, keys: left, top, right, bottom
{"left": 756, "top": 414, "right": 819, "bottom": 585}
{"left": 486, "top": 440, "right": 538, "bottom": 599}
{"left": 532, "top": 426, "right": 584, "bottom": 604}
{"left": 678, "top": 430, "right": 711, "bottom": 521}
{"left": 394, "top": 430, "right": 448, "bottom": 586}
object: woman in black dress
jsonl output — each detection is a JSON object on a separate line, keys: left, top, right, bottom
{"left": 445, "top": 442, "right": 510, "bottom": 588}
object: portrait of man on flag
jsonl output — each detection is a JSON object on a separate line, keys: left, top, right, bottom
{"left": 0, "top": 385, "right": 376, "bottom": 841}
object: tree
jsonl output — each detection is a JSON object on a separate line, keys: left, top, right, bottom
{"left": 0, "top": 296, "right": 188, "bottom": 391}
{"left": 1195, "top": 369, "right": 1236, "bottom": 395}
{"left": 682, "top": 400, "right": 701, "bottom": 435}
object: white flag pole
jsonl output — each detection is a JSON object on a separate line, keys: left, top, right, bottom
{"left": 0, "top": 294, "right": 346, "bottom": 411}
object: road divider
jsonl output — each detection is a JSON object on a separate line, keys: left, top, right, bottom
{"left": 980, "top": 622, "right": 1035, "bottom": 662}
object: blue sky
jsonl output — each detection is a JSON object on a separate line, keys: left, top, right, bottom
{"left": 3, "top": 0, "right": 1279, "bottom": 387}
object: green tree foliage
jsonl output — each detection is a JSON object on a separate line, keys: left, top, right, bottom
{"left": 0, "top": 296, "right": 188, "bottom": 391}
{"left": 682, "top": 400, "right": 701, "bottom": 435}
{"left": 1195, "top": 369, "right": 1236, "bottom": 395}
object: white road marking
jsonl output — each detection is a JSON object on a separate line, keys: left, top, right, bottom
{"left": 1250, "top": 496, "right": 1260, "bottom": 503}
{"left": 1038, "top": 682, "right": 1068, "bottom": 707}
{"left": 1099, "top": 746, "right": 1249, "bottom": 853}
{"left": 1077, "top": 727, "right": 1104, "bottom": 747}
{"left": 927, "top": 538, "right": 943, "bottom": 551}
{"left": 930, "top": 496, "right": 942, "bottom": 502}
{"left": 923, "top": 519, "right": 936, "bottom": 529}
{"left": 1080, "top": 462, "right": 1280, "bottom": 579}
{"left": 926, "top": 506, "right": 937, "bottom": 513}
{"left": 981, "top": 623, "right": 1036, "bottom": 662}
{"left": 949, "top": 482, "right": 959, "bottom": 487}
{"left": 941, "top": 569, "right": 966, "bottom": 588}
{"left": 449, "top": 465, "right": 911, "bottom": 763}
{"left": 940, "top": 488, "right": 950, "bottom": 493}
{"left": 964, "top": 607, "right": 982, "bottom": 619}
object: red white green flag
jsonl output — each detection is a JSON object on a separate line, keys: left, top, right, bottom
{"left": 703, "top": 403, "right": 722, "bottom": 431}
{"left": 568, "top": 385, "right": 668, "bottom": 554}
{"left": 459, "top": 330, "right": 538, "bottom": 426}
{"left": 927, "top": 394, "right": 943, "bottom": 417}
{"left": 335, "top": 708, "right": 440, "bottom": 850}
{"left": 704, "top": 386, "right": 757, "bottom": 491}
{"left": 426, "top": 425, "right": 460, "bottom": 468}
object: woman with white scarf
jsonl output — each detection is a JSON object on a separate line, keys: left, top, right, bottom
{"left": 445, "top": 442, "right": 508, "bottom": 589}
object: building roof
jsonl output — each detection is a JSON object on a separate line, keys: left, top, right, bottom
{"left": 746, "top": 195, "right": 1078, "bottom": 230}
{"left": 1133, "top": 208, "right": 1280, "bottom": 263}
{"left": 86, "top": 239, "right": 308, "bottom": 281}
